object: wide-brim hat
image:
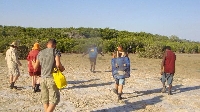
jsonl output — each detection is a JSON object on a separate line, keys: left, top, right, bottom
{"left": 32, "top": 43, "right": 40, "bottom": 50}
{"left": 10, "top": 42, "right": 18, "bottom": 47}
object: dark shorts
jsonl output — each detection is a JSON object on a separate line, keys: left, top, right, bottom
{"left": 89, "top": 58, "right": 96, "bottom": 65}
{"left": 161, "top": 73, "right": 174, "bottom": 85}
{"left": 29, "top": 71, "right": 41, "bottom": 76}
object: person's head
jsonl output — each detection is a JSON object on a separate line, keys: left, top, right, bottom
{"left": 163, "top": 46, "right": 171, "bottom": 51}
{"left": 117, "top": 45, "right": 123, "bottom": 51}
{"left": 32, "top": 43, "right": 40, "bottom": 50}
{"left": 47, "top": 39, "right": 57, "bottom": 48}
{"left": 10, "top": 41, "right": 18, "bottom": 49}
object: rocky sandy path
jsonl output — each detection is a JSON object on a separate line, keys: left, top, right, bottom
{"left": 0, "top": 54, "right": 200, "bottom": 112}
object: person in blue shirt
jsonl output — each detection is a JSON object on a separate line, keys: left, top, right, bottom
{"left": 111, "top": 51, "right": 130, "bottom": 101}
{"left": 83, "top": 45, "right": 104, "bottom": 73}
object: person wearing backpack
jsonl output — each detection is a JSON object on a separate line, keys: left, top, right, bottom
{"left": 83, "top": 45, "right": 104, "bottom": 73}
{"left": 111, "top": 52, "right": 130, "bottom": 101}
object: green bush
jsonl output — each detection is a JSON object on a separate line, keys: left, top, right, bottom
{"left": 1, "top": 25, "right": 200, "bottom": 59}
{"left": 138, "top": 43, "right": 165, "bottom": 59}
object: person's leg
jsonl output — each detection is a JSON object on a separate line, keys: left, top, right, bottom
{"left": 118, "top": 85, "right": 123, "bottom": 93}
{"left": 32, "top": 75, "right": 36, "bottom": 87}
{"left": 93, "top": 58, "right": 96, "bottom": 72}
{"left": 168, "top": 84, "right": 172, "bottom": 94}
{"left": 167, "top": 74, "right": 174, "bottom": 95}
{"left": 36, "top": 76, "right": 40, "bottom": 84}
{"left": 34, "top": 73, "right": 41, "bottom": 92}
{"left": 118, "top": 79, "right": 125, "bottom": 100}
{"left": 90, "top": 65, "right": 93, "bottom": 72}
{"left": 9, "top": 75, "right": 14, "bottom": 89}
{"left": 10, "top": 74, "right": 19, "bottom": 89}
{"left": 32, "top": 75, "right": 38, "bottom": 92}
{"left": 113, "top": 79, "right": 119, "bottom": 94}
{"left": 161, "top": 73, "right": 166, "bottom": 93}
{"left": 89, "top": 58, "right": 93, "bottom": 72}
{"left": 10, "top": 67, "right": 20, "bottom": 88}
{"left": 47, "top": 78, "right": 60, "bottom": 112}
{"left": 43, "top": 104, "right": 49, "bottom": 112}
{"left": 13, "top": 75, "right": 19, "bottom": 83}
{"left": 41, "top": 78, "right": 50, "bottom": 112}
{"left": 10, "top": 75, "right": 13, "bottom": 84}
{"left": 93, "top": 64, "right": 95, "bottom": 72}
{"left": 46, "top": 104, "right": 56, "bottom": 112}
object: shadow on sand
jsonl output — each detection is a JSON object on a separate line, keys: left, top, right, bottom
{"left": 173, "top": 85, "right": 200, "bottom": 94}
{"left": 65, "top": 79, "right": 113, "bottom": 89}
{"left": 67, "top": 79, "right": 100, "bottom": 84}
{"left": 66, "top": 82, "right": 113, "bottom": 89}
{"left": 125, "top": 85, "right": 200, "bottom": 98}
{"left": 92, "top": 95, "right": 164, "bottom": 112}
{"left": 92, "top": 85, "right": 200, "bottom": 111}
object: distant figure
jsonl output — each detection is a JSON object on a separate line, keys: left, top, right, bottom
{"left": 32, "top": 39, "right": 65, "bottom": 112}
{"left": 5, "top": 41, "right": 22, "bottom": 89}
{"left": 82, "top": 45, "right": 104, "bottom": 73}
{"left": 27, "top": 43, "right": 41, "bottom": 93}
{"left": 161, "top": 46, "right": 176, "bottom": 95}
{"left": 111, "top": 52, "right": 130, "bottom": 101}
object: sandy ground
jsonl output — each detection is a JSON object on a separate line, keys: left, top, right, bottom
{"left": 0, "top": 53, "right": 200, "bottom": 112}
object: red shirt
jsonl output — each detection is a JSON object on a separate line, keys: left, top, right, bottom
{"left": 164, "top": 50, "right": 176, "bottom": 73}
{"left": 27, "top": 50, "right": 41, "bottom": 72}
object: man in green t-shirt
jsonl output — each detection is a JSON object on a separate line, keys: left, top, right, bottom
{"left": 32, "top": 39, "right": 65, "bottom": 112}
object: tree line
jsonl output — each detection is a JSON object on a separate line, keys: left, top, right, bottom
{"left": 0, "top": 25, "right": 200, "bottom": 59}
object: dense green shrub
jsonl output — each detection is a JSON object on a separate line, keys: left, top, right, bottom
{"left": 138, "top": 43, "right": 165, "bottom": 59}
{"left": 0, "top": 25, "right": 200, "bottom": 59}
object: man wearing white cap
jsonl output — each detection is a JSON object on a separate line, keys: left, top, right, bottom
{"left": 5, "top": 41, "right": 22, "bottom": 89}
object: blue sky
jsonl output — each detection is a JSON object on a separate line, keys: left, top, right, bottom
{"left": 1, "top": 0, "right": 200, "bottom": 41}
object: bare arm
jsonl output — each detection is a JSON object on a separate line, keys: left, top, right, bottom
{"left": 99, "top": 52, "right": 104, "bottom": 56}
{"left": 55, "top": 55, "right": 65, "bottom": 72}
{"left": 32, "top": 59, "right": 40, "bottom": 70}
{"left": 161, "top": 52, "right": 166, "bottom": 74}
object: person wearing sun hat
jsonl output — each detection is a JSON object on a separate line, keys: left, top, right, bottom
{"left": 27, "top": 42, "right": 41, "bottom": 93}
{"left": 5, "top": 41, "right": 22, "bottom": 89}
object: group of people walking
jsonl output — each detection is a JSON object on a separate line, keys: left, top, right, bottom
{"left": 5, "top": 39, "right": 176, "bottom": 112}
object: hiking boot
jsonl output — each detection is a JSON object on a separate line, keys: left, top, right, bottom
{"left": 33, "top": 87, "right": 36, "bottom": 93}
{"left": 168, "top": 90, "right": 173, "bottom": 95}
{"left": 112, "top": 89, "right": 118, "bottom": 95}
{"left": 161, "top": 86, "right": 166, "bottom": 93}
{"left": 34, "top": 84, "right": 41, "bottom": 93}
{"left": 10, "top": 82, "right": 15, "bottom": 89}
{"left": 118, "top": 94, "right": 122, "bottom": 101}
{"left": 36, "top": 89, "right": 41, "bottom": 92}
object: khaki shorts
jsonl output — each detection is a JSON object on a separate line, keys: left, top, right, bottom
{"left": 41, "top": 78, "right": 60, "bottom": 105}
{"left": 8, "top": 66, "right": 20, "bottom": 76}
